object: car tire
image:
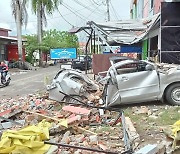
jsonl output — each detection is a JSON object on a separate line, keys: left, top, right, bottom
{"left": 165, "top": 83, "right": 180, "bottom": 105}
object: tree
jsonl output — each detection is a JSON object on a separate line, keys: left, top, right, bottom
{"left": 43, "top": 29, "right": 79, "bottom": 49}
{"left": 30, "top": 0, "right": 62, "bottom": 66}
{"left": 11, "top": 0, "right": 28, "bottom": 66}
{"left": 25, "top": 29, "right": 79, "bottom": 64}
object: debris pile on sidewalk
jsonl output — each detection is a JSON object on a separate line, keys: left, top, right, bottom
{"left": 0, "top": 93, "right": 179, "bottom": 153}
{"left": 0, "top": 68, "right": 179, "bottom": 153}
{"left": 0, "top": 93, "right": 127, "bottom": 153}
{"left": 126, "top": 105, "right": 180, "bottom": 153}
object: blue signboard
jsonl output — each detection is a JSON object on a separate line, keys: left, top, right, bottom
{"left": 50, "top": 48, "right": 77, "bottom": 59}
{"left": 121, "top": 46, "right": 142, "bottom": 53}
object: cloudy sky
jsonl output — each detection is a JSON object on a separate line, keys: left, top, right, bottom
{"left": 0, "top": 0, "right": 131, "bottom": 40}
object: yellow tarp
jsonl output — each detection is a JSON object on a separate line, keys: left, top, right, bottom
{"left": 164, "top": 120, "right": 180, "bottom": 149}
{"left": 0, "top": 120, "right": 52, "bottom": 154}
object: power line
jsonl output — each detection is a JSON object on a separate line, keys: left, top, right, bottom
{"left": 89, "top": 0, "right": 107, "bottom": 13}
{"left": 79, "top": 1, "right": 103, "bottom": 23}
{"left": 57, "top": 9, "right": 74, "bottom": 27}
{"left": 110, "top": 0, "right": 120, "bottom": 20}
{"left": 73, "top": 0, "right": 104, "bottom": 16}
{"left": 0, "top": 2, "right": 100, "bottom": 24}
{"left": 61, "top": 1, "right": 106, "bottom": 26}
{"left": 62, "top": 2, "right": 88, "bottom": 21}
{"left": 91, "top": 0, "right": 103, "bottom": 6}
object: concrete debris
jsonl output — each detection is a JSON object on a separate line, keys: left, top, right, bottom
{"left": 135, "top": 144, "right": 158, "bottom": 154}
{"left": 125, "top": 117, "right": 140, "bottom": 144}
{"left": 62, "top": 106, "right": 91, "bottom": 116}
{"left": 0, "top": 93, "right": 124, "bottom": 153}
{"left": 0, "top": 85, "right": 177, "bottom": 153}
{"left": 0, "top": 119, "right": 25, "bottom": 129}
{"left": 132, "top": 106, "right": 149, "bottom": 114}
{"left": 148, "top": 115, "right": 158, "bottom": 120}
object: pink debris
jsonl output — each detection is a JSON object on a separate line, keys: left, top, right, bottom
{"left": 67, "top": 115, "right": 81, "bottom": 124}
{"left": 62, "top": 106, "right": 91, "bottom": 116}
{"left": 35, "top": 99, "right": 41, "bottom": 106}
{"left": 0, "top": 106, "right": 19, "bottom": 117}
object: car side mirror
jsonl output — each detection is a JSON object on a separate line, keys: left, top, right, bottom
{"left": 146, "top": 64, "right": 154, "bottom": 71}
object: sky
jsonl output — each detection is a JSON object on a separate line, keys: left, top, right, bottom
{"left": 0, "top": 0, "right": 131, "bottom": 41}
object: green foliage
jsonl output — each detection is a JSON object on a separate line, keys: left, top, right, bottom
{"left": 43, "top": 29, "right": 79, "bottom": 49}
{"left": 31, "top": 0, "right": 62, "bottom": 14}
{"left": 31, "top": 0, "right": 62, "bottom": 25}
{"left": 25, "top": 29, "right": 79, "bottom": 63}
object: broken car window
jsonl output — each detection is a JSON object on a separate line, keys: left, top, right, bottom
{"left": 115, "top": 62, "right": 148, "bottom": 74}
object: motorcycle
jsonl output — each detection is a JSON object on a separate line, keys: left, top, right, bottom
{"left": 0, "top": 70, "right": 11, "bottom": 86}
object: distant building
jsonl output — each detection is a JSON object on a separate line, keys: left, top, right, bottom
{"left": 131, "top": 0, "right": 163, "bottom": 19}
{"left": 78, "top": 42, "right": 86, "bottom": 53}
{"left": 0, "top": 28, "right": 25, "bottom": 62}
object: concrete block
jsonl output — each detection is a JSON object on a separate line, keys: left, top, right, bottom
{"left": 135, "top": 144, "right": 158, "bottom": 154}
{"left": 2, "top": 122, "right": 12, "bottom": 129}
{"left": 1, "top": 120, "right": 25, "bottom": 129}
{"left": 62, "top": 106, "right": 91, "bottom": 115}
{"left": 46, "top": 145, "right": 58, "bottom": 154}
{"left": 67, "top": 115, "right": 81, "bottom": 124}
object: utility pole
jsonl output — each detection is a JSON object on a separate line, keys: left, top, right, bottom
{"left": 106, "top": 0, "right": 110, "bottom": 21}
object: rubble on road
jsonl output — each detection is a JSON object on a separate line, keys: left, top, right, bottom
{"left": 0, "top": 93, "right": 127, "bottom": 153}
{"left": 126, "top": 105, "right": 180, "bottom": 153}
{"left": 0, "top": 93, "right": 179, "bottom": 153}
{"left": 0, "top": 67, "right": 179, "bottom": 153}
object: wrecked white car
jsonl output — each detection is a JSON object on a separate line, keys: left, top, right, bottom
{"left": 47, "top": 69, "right": 99, "bottom": 103}
{"left": 103, "top": 59, "right": 180, "bottom": 106}
{"left": 47, "top": 59, "right": 180, "bottom": 107}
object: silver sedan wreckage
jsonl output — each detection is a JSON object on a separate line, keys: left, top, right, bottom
{"left": 47, "top": 69, "right": 100, "bottom": 103}
{"left": 47, "top": 59, "right": 180, "bottom": 106}
{"left": 103, "top": 59, "right": 180, "bottom": 106}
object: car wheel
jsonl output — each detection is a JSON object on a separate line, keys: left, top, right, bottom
{"left": 165, "top": 83, "right": 180, "bottom": 105}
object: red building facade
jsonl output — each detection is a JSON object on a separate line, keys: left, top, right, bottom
{"left": 0, "top": 28, "right": 25, "bottom": 62}
{"left": 7, "top": 44, "right": 25, "bottom": 61}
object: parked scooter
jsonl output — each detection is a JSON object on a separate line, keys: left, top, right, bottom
{"left": 0, "top": 70, "right": 11, "bottom": 86}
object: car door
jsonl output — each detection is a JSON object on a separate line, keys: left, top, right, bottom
{"left": 115, "top": 61, "right": 160, "bottom": 103}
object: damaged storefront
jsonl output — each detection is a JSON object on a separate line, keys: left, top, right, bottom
{"left": 160, "top": 2, "right": 180, "bottom": 64}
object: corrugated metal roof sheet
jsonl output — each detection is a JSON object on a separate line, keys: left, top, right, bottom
{"left": 70, "top": 13, "right": 160, "bottom": 45}
{"left": 89, "top": 13, "right": 160, "bottom": 44}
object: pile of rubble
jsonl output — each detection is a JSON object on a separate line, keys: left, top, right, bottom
{"left": 0, "top": 93, "right": 129, "bottom": 153}
{"left": 0, "top": 92, "right": 180, "bottom": 153}
{"left": 0, "top": 68, "right": 179, "bottom": 153}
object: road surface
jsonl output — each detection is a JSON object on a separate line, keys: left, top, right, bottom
{"left": 0, "top": 65, "right": 60, "bottom": 99}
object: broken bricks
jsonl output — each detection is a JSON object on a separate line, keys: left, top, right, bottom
{"left": 0, "top": 91, "right": 173, "bottom": 154}
{"left": 0, "top": 93, "right": 125, "bottom": 153}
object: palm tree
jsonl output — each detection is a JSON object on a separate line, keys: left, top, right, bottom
{"left": 31, "top": 0, "right": 62, "bottom": 66}
{"left": 11, "top": 0, "right": 28, "bottom": 67}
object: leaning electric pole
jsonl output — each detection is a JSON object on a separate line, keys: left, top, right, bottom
{"left": 106, "top": 0, "right": 110, "bottom": 21}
